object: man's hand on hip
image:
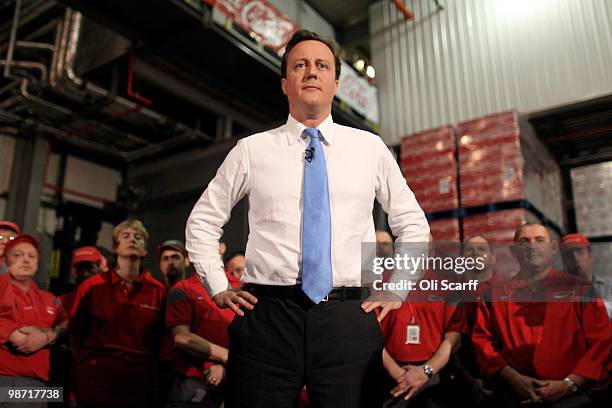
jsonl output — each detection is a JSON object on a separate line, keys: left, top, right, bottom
{"left": 361, "top": 290, "right": 402, "bottom": 321}
{"left": 213, "top": 289, "right": 258, "bottom": 316}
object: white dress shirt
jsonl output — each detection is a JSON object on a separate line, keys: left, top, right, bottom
{"left": 186, "top": 114, "right": 430, "bottom": 297}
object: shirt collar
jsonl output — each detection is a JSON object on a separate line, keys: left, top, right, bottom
{"left": 510, "top": 268, "right": 562, "bottom": 290}
{"left": 109, "top": 269, "right": 146, "bottom": 286}
{"left": 285, "top": 113, "right": 336, "bottom": 146}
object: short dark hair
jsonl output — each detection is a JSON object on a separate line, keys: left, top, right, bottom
{"left": 465, "top": 235, "right": 494, "bottom": 253}
{"left": 281, "top": 29, "right": 341, "bottom": 80}
{"left": 513, "top": 222, "right": 552, "bottom": 242}
{"left": 224, "top": 250, "right": 245, "bottom": 267}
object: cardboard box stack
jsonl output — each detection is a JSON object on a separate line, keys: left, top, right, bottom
{"left": 571, "top": 162, "right": 612, "bottom": 237}
{"left": 458, "top": 111, "right": 564, "bottom": 229}
{"left": 429, "top": 218, "right": 460, "bottom": 242}
{"left": 401, "top": 125, "right": 458, "bottom": 213}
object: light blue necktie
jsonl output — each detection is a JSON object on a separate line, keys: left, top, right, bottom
{"left": 301, "top": 128, "right": 333, "bottom": 304}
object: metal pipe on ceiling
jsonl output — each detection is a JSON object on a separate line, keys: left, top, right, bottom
{"left": 3, "top": 0, "right": 22, "bottom": 78}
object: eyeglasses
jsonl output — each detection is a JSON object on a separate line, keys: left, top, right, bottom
{"left": 0, "top": 235, "right": 16, "bottom": 241}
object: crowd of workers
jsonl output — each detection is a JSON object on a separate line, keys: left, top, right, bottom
{"left": 0, "top": 218, "right": 610, "bottom": 407}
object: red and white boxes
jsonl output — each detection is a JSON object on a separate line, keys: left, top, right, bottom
{"left": 400, "top": 125, "right": 458, "bottom": 213}
{"left": 428, "top": 218, "right": 461, "bottom": 242}
{"left": 458, "top": 111, "right": 564, "bottom": 229}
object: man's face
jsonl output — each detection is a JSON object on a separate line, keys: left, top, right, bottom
{"left": 281, "top": 40, "right": 338, "bottom": 117}
{"left": 465, "top": 236, "right": 496, "bottom": 273}
{"left": 512, "top": 225, "right": 557, "bottom": 274}
{"left": 225, "top": 255, "right": 245, "bottom": 281}
{"left": 159, "top": 249, "right": 189, "bottom": 279}
{"left": 6, "top": 242, "right": 38, "bottom": 281}
{"left": 0, "top": 228, "right": 18, "bottom": 256}
{"left": 115, "top": 227, "right": 147, "bottom": 258}
{"left": 72, "top": 261, "right": 100, "bottom": 284}
{"left": 562, "top": 247, "right": 594, "bottom": 281}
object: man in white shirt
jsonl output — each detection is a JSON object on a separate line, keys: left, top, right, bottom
{"left": 186, "top": 29, "right": 429, "bottom": 408}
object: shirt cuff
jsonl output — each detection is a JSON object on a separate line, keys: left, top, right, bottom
{"left": 192, "top": 261, "right": 230, "bottom": 298}
{"left": 572, "top": 360, "right": 606, "bottom": 382}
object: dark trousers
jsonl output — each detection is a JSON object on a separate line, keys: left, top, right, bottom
{"left": 225, "top": 294, "right": 384, "bottom": 408}
{"left": 167, "top": 376, "right": 224, "bottom": 408}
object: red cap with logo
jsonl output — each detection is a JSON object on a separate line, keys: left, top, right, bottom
{"left": 71, "top": 246, "right": 103, "bottom": 266}
{"left": 0, "top": 221, "right": 20, "bottom": 234}
{"left": 561, "top": 233, "right": 590, "bottom": 249}
{"left": 3, "top": 234, "right": 39, "bottom": 255}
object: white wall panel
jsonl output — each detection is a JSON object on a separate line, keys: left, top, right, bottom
{"left": 370, "top": 0, "right": 612, "bottom": 144}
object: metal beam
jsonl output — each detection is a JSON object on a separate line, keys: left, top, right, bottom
{"left": 5, "top": 135, "right": 48, "bottom": 234}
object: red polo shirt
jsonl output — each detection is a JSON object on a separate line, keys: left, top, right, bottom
{"left": 381, "top": 272, "right": 467, "bottom": 363}
{"left": 165, "top": 274, "right": 237, "bottom": 378}
{"left": 472, "top": 269, "right": 612, "bottom": 381}
{"left": 69, "top": 269, "right": 166, "bottom": 405}
{"left": 0, "top": 273, "right": 67, "bottom": 381}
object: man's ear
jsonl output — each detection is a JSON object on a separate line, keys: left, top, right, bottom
{"left": 184, "top": 257, "right": 190, "bottom": 267}
{"left": 281, "top": 78, "right": 287, "bottom": 95}
{"left": 551, "top": 240, "right": 558, "bottom": 255}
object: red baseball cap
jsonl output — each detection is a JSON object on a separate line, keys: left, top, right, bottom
{"left": 156, "top": 239, "right": 188, "bottom": 258}
{"left": 71, "top": 246, "right": 103, "bottom": 267}
{"left": 3, "top": 234, "right": 39, "bottom": 255}
{"left": 561, "top": 233, "right": 590, "bottom": 249}
{"left": 0, "top": 221, "right": 20, "bottom": 234}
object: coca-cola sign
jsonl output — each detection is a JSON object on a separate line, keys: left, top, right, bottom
{"left": 212, "top": 0, "right": 298, "bottom": 52}
{"left": 337, "top": 61, "right": 379, "bottom": 124}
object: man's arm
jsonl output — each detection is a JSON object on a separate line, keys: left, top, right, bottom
{"left": 536, "top": 298, "right": 612, "bottom": 403}
{"left": 185, "top": 140, "right": 254, "bottom": 312}
{"left": 369, "top": 140, "right": 429, "bottom": 309}
{"left": 171, "top": 325, "right": 228, "bottom": 363}
{"left": 185, "top": 141, "right": 249, "bottom": 297}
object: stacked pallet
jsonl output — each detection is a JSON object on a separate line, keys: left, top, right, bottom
{"left": 400, "top": 125, "right": 458, "bottom": 214}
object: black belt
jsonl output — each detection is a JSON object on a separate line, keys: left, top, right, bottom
{"left": 245, "top": 284, "right": 368, "bottom": 301}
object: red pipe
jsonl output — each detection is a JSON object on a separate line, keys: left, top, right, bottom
{"left": 392, "top": 0, "right": 414, "bottom": 20}
{"left": 44, "top": 182, "right": 110, "bottom": 204}
{"left": 127, "top": 51, "right": 152, "bottom": 106}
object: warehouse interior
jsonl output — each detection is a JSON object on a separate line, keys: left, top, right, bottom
{"left": 1, "top": 1, "right": 611, "bottom": 407}
{"left": 1, "top": 0, "right": 611, "bottom": 287}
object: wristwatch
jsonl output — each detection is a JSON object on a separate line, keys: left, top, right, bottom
{"left": 423, "top": 365, "right": 434, "bottom": 378}
{"left": 564, "top": 377, "right": 578, "bottom": 393}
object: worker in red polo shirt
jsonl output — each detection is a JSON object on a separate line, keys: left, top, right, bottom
{"left": 472, "top": 223, "right": 612, "bottom": 407}
{"left": 157, "top": 239, "right": 191, "bottom": 405}
{"left": 451, "top": 235, "right": 501, "bottom": 406}
{"left": 164, "top": 249, "right": 243, "bottom": 407}
{"left": 380, "top": 235, "right": 466, "bottom": 407}
{"left": 0, "top": 220, "right": 20, "bottom": 275}
{"left": 69, "top": 219, "right": 166, "bottom": 406}
{"left": 53, "top": 246, "right": 104, "bottom": 403}
{"left": 59, "top": 246, "right": 104, "bottom": 314}
{"left": 0, "top": 234, "right": 67, "bottom": 394}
